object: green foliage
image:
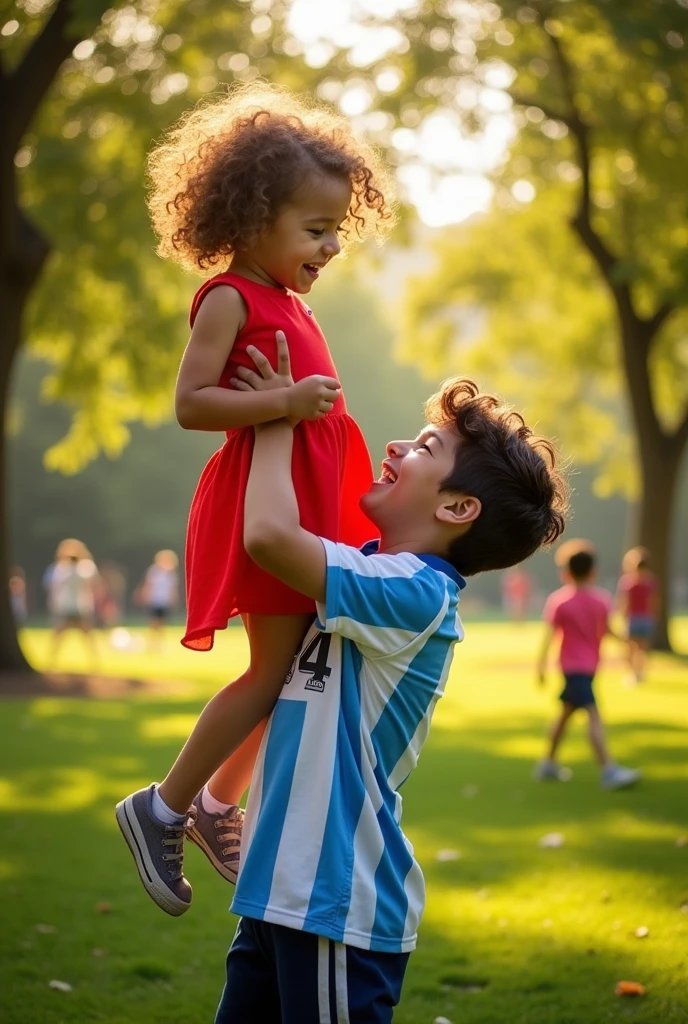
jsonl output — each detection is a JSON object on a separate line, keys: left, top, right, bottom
{"left": 312, "top": 0, "right": 688, "bottom": 492}
{"left": 5, "top": 0, "right": 313, "bottom": 471}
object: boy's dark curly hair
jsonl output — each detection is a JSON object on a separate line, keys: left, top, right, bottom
{"left": 425, "top": 378, "right": 569, "bottom": 576}
{"left": 147, "top": 83, "right": 395, "bottom": 272}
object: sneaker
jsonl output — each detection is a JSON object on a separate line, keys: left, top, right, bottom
{"left": 534, "top": 759, "right": 572, "bottom": 782}
{"left": 115, "top": 784, "right": 192, "bottom": 916}
{"left": 602, "top": 765, "right": 641, "bottom": 790}
{"left": 185, "top": 792, "right": 244, "bottom": 884}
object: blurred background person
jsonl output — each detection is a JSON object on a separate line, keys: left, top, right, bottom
{"left": 137, "top": 549, "right": 180, "bottom": 651}
{"left": 536, "top": 539, "right": 640, "bottom": 790}
{"left": 501, "top": 564, "right": 533, "bottom": 622}
{"left": 9, "top": 566, "right": 28, "bottom": 626}
{"left": 45, "top": 539, "right": 100, "bottom": 670}
{"left": 616, "top": 546, "right": 658, "bottom": 685}
{"left": 97, "top": 561, "right": 127, "bottom": 629}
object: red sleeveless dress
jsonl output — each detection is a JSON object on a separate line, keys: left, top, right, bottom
{"left": 182, "top": 272, "right": 377, "bottom": 651}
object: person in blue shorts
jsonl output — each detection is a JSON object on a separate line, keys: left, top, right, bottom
{"left": 212, "top": 342, "right": 567, "bottom": 1023}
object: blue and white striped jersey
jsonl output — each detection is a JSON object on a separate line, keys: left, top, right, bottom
{"left": 231, "top": 539, "right": 465, "bottom": 953}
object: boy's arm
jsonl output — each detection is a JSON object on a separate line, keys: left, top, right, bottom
{"left": 536, "top": 624, "right": 555, "bottom": 685}
{"left": 243, "top": 420, "right": 327, "bottom": 603}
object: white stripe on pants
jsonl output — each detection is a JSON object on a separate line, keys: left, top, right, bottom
{"left": 317, "top": 937, "right": 351, "bottom": 1023}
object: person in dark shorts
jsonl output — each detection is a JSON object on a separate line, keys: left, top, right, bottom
{"left": 535, "top": 539, "right": 641, "bottom": 790}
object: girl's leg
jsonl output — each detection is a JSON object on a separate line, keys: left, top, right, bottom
{"left": 158, "top": 614, "right": 311, "bottom": 814}
{"left": 207, "top": 719, "right": 267, "bottom": 807}
{"left": 547, "top": 703, "right": 575, "bottom": 760}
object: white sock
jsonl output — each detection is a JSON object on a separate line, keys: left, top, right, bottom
{"left": 151, "top": 785, "right": 186, "bottom": 826}
{"left": 202, "top": 785, "right": 235, "bottom": 815}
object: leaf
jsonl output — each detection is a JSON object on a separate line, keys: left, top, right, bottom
{"left": 634, "top": 926, "right": 649, "bottom": 938}
{"left": 615, "top": 981, "right": 646, "bottom": 996}
{"left": 436, "top": 848, "right": 462, "bottom": 862}
{"left": 35, "top": 923, "right": 56, "bottom": 934}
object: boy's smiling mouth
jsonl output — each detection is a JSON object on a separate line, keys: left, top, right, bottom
{"left": 377, "top": 461, "right": 398, "bottom": 485}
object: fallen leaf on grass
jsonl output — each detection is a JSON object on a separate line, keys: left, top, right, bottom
{"left": 92, "top": 948, "right": 108, "bottom": 958}
{"left": 436, "top": 849, "right": 461, "bottom": 862}
{"left": 48, "top": 980, "right": 72, "bottom": 993}
{"left": 676, "top": 836, "right": 687, "bottom": 848}
{"left": 434, "top": 1017, "right": 453, "bottom": 1024}
{"left": 615, "top": 981, "right": 646, "bottom": 997}
{"left": 96, "top": 901, "right": 113, "bottom": 914}
{"left": 634, "top": 926, "right": 649, "bottom": 938}
{"left": 461, "top": 785, "right": 479, "bottom": 799}
{"left": 538, "top": 832, "right": 565, "bottom": 848}
{"left": 35, "top": 924, "right": 56, "bottom": 934}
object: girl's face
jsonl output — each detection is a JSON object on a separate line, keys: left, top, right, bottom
{"left": 242, "top": 174, "right": 352, "bottom": 293}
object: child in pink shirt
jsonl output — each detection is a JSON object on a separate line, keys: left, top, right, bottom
{"left": 535, "top": 539, "right": 641, "bottom": 790}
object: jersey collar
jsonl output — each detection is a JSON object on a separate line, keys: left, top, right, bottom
{"left": 361, "top": 540, "right": 466, "bottom": 590}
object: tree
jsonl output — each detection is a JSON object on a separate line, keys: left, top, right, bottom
{"left": 320, "top": 0, "right": 688, "bottom": 649}
{"left": 0, "top": 0, "right": 305, "bottom": 671}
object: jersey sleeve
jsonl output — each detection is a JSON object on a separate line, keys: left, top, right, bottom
{"left": 315, "top": 539, "right": 450, "bottom": 658}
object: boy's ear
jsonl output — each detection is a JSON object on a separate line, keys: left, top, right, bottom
{"left": 436, "top": 494, "right": 481, "bottom": 527}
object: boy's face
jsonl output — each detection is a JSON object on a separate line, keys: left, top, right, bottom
{"left": 361, "top": 424, "right": 476, "bottom": 536}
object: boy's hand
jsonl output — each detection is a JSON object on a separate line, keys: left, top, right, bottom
{"left": 231, "top": 331, "right": 340, "bottom": 423}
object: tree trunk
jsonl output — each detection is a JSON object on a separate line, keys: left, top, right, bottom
{"left": 634, "top": 434, "right": 685, "bottom": 652}
{"left": 0, "top": 198, "right": 51, "bottom": 672}
{"left": 617, "top": 309, "right": 687, "bottom": 654}
{"left": 0, "top": 273, "right": 34, "bottom": 673}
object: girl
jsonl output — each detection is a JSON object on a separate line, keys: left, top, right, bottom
{"left": 116, "top": 84, "right": 393, "bottom": 915}
{"left": 616, "top": 546, "right": 658, "bottom": 684}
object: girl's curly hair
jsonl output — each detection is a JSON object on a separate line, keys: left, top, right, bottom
{"left": 147, "top": 83, "right": 395, "bottom": 272}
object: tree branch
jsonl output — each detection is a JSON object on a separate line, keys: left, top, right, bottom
{"left": 532, "top": 22, "right": 625, "bottom": 300}
{"left": 5, "top": 0, "right": 96, "bottom": 152}
{"left": 508, "top": 92, "right": 572, "bottom": 127}
{"left": 645, "top": 301, "right": 674, "bottom": 338}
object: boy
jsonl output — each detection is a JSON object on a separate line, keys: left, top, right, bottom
{"left": 535, "top": 539, "right": 641, "bottom": 790}
{"left": 120, "top": 351, "right": 567, "bottom": 1021}
{"left": 217, "top": 363, "right": 565, "bottom": 1021}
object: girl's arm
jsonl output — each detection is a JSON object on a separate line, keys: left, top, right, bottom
{"left": 175, "top": 286, "right": 290, "bottom": 431}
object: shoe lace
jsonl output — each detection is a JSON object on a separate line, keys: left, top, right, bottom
{"left": 161, "top": 823, "right": 186, "bottom": 878}
{"left": 214, "top": 809, "right": 244, "bottom": 860}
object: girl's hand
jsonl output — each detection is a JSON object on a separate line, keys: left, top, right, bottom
{"left": 231, "top": 331, "right": 341, "bottom": 423}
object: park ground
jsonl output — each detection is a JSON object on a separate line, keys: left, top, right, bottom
{"left": 1, "top": 620, "right": 687, "bottom": 1024}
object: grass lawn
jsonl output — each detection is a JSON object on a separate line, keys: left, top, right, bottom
{"left": 1, "top": 621, "right": 688, "bottom": 1024}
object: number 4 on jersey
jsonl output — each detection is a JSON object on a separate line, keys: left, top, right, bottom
{"left": 299, "top": 633, "right": 332, "bottom": 693}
